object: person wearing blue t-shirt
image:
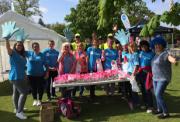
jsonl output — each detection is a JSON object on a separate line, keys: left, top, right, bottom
{"left": 6, "top": 41, "right": 29, "bottom": 119}
{"left": 137, "top": 40, "right": 155, "bottom": 113}
{"left": 126, "top": 42, "right": 140, "bottom": 109}
{"left": 87, "top": 39, "right": 102, "bottom": 98}
{"left": 102, "top": 37, "right": 118, "bottom": 96}
{"left": 42, "top": 40, "right": 59, "bottom": 101}
{"left": 26, "top": 42, "right": 48, "bottom": 106}
{"left": 2, "top": 22, "right": 29, "bottom": 119}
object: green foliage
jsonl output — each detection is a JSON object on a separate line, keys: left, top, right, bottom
{"left": 65, "top": 0, "right": 107, "bottom": 38}
{"left": 47, "top": 23, "right": 66, "bottom": 35}
{"left": 98, "top": 0, "right": 154, "bottom": 29}
{"left": 140, "top": 15, "right": 160, "bottom": 37}
{"left": 0, "top": 0, "right": 11, "bottom": 15}
{"left": 14, "top": 0, "right": 41, "bottom": 17}
{"left": 160, "top": 2, "right": 180, "bottom": 26}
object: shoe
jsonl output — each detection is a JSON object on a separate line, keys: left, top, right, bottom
{"left": 146, "top": 109, "right": 153, "bottom": 113}
{"left": 16, "top": 112, "right": 27, "bottom": 120}
{"left": 36, "top": 100, "right": 41, "bottom": 106}
{"left": 158, "top": 113, "right": 170, "bottom": 119}
{"left": 32, "top": 100, "right": 37, "bottom": 106}
{"left": 152, "top": 110, "right": 162, "bottom": 115}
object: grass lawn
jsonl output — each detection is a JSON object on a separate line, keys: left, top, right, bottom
{"left": 0, "top": 65, "right": 180, "bottom": 122}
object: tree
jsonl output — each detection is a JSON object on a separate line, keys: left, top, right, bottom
{"left": 0, "top": 0, "right": 11, "bottom": 15}
{"left": 38, "top": 18, "right": 46, "bottom": 27}
{"left": 65, "top": 0, "right": 102, "bottom": 39}
{"left": 14, "top": 0, "right": 41, "bottom": 17}
{"left": 47, "top": 23, "right": 66, "bottom": 35}
{"left": 98, "top": 0, "right": 154, "bottom": 29}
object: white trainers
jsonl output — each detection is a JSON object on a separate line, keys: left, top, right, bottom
{"left": 147, "top": 109, "right": 153, "bottom": 113}
{"left": 36, "top": 100, "right": 41, "bottom": 106}
{"left": 16, "top": 112, "right": 27, "bottom": 120}
{"left": 32, "top": 100, "right": 37, "bottom": 106}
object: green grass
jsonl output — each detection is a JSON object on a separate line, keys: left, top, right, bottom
{"left": 0, "top": 65, "right": 180, "bottom": 122}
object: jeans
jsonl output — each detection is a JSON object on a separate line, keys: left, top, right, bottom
{"left": 153, "top": 80, "right": 169, "bottom": 114}
{"left": 72, "top": 86, "right": 84, "bottom": 96}
{"left": 11, "top": 80, "right": 29, "bottom": 113}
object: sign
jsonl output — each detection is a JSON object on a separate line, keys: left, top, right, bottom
{"left": 121, "top": 14, "right": 131, "bottom": 29}
{"left": 169, "top": 48, "right": 180, "bottom": 61}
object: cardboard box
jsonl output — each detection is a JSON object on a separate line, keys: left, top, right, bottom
{"left": 40, "top": 102, "right": 54, "bottom": 122}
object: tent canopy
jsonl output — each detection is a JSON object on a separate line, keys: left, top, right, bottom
{"left": 129, "top": 24, "right": 173, "bottom": 35}
{"left": 0, "top": 11, "right": 67, "bottom": 48}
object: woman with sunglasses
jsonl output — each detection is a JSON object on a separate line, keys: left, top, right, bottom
{"left": 26, "top": 42, "right": 49, "bottom": 106}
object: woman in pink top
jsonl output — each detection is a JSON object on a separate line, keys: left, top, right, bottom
{"left": 72, "top": 42, "right": 88, "bottom": 97}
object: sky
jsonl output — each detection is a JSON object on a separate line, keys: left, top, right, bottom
{"left": 34, "top": 0, "right": 180, "bottom": 24}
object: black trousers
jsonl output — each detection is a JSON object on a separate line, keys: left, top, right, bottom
{"left": 28, "top": 75, "right": 45, "bottom": 100}
{"left": 137, "top": 71, "right": 153, "bottom": 108}
{"left": 47, "top": 71, "right": 58, "bottom": 98}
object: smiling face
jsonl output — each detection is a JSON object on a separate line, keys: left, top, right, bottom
{"left": 15, "top": 42, "right": 24, "bottom": 52}
{"left": 155, "top": 44, "right": 164, "bottom": 54}
{"left": 32, "top": 43, "right": 40, "bottom": 53}
{"left": 77, "top": 43, "right": 84, "bottom": 51}
{"left": 48, "top": 40, "right": 55, "bottom": 49}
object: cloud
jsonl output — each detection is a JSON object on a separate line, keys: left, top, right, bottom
{"left": 39, "top": 6, "right": 48, "bottom": 14}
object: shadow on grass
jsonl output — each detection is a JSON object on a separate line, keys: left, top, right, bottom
{"left": 66, "top": 95, "right": 144, "bottom": 122}
{"left": 0, "top": 81, "right": 12, "bottom": 96}
{"left": 0, "top": 110, "right": 38, "bottom": 122}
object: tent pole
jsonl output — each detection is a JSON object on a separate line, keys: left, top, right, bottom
{"left": 172, "top": 32, "right": 174, "bottom": 48}
{"left": 0, "top": 42, "right": 4, "bottom": 81}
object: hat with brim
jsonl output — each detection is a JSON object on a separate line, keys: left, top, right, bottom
{"left": 75, "top": 33, "right": 80, "bottom": 37}
{"left": 107, "top": 33, "right": 113, "bottom": 38}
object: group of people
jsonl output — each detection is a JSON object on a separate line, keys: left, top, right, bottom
{"left": 2, "top": 22, "right": 177, "bottom": 120}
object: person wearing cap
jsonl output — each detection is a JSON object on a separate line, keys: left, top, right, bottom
{"left": 2, "top": 22, "right": 29, "bottom": 119}
{"left": 151, "top": 36, "right": 177, "bottom": 119}
{"left": 71, "top": 33, "right": 86, "bottom": 51}
{"left": 42, "top": 40, "right": 59, "bottom": 101}
{"left": 103, "top": 33, "right": 116, "bottom": 50}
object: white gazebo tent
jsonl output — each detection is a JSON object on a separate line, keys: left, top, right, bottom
{"left": 0, "top": 11, "right": 67, "bottom": 81}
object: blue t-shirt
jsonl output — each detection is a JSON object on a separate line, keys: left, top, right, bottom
{"left": 63, "top": 54, "right": 76, "bottom": 74}
{"left": 42, "top": 48, "right": 59, "bottom": 68}
{"left": 87, "top": 47, "right": 102, "bottom": 72}
{"left": 139, "top": 50, "right": 155, "bottom": 67}
{"left": 103, "top": 48, "right": 118, "bottom": 70}
{"left": 26, "top": 51, "right": 47, "bottom": 76}
{"left": 9, "top": 51, "right": 27, "bottom": 81}
{"left": 127, "top": 52, "right": 139, "bottom": 73}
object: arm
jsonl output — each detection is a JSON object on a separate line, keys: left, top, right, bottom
{"left": 6, "top": 40, "right": 13, "bottom": 55}
{"left": 168, "top": 55, "right": 177, "bottom": 64}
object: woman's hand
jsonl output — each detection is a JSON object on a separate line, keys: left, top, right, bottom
{"left": 2, "top": 21, "right": 19, "bottom": 40}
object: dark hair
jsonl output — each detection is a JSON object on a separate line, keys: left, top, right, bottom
{"left": 48, "top": 40, "right": 54, "bottom": 43}
{"left": 13, "top": 42, "right": 25, "bottom": 57}
{"left": 140, "top": 40, "right": 150, "bottom": 48}
{"left": 32, "top": 42, "right": 39, "bottom": 48}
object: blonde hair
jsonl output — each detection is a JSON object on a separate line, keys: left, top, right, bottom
{"left": 61, "top": 42, "right": 71, "bottom": 53}
{"left": 128, "top": 42, "right": 137, "bottom": 53}
{"left": 77, "top": 42, "right": 84, "bottom": 50}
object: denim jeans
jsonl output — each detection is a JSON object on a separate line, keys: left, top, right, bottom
{"left": 153, "top": 80, "right": 169, "bottom": 114}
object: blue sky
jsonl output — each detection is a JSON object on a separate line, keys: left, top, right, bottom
{"left": 36, "top": 0, "right": 179, "bottom": 24}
